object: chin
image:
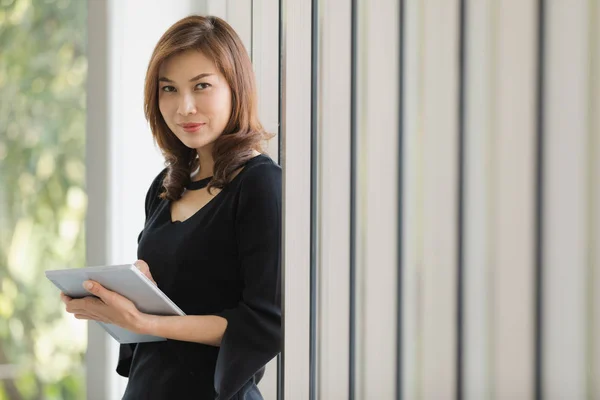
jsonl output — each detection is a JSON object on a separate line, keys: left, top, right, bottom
{"left": 179, "top": 137, "right": 216, "bottom": 151}
{"left": 171, "top": 128, "right": 219, "bottom": 151}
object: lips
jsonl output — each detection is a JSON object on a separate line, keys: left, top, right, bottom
{"left": 178, "top": 122, "right": 205, "bottom": 133}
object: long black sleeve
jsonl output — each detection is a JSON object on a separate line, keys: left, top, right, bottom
{"left": 213, "top": 162, "right": 282, "bottom": 400}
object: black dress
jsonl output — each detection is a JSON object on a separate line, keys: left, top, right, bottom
{"left": 117, "top": 154, "right": 281, "bottom": 400}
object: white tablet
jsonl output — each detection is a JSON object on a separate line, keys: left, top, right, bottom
{"left": 45, "top": 264, "right": 185, "bottom": 344}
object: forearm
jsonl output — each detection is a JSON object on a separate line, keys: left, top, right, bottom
{"left": 139, "top": 314, "right": 228, "bottom": 347}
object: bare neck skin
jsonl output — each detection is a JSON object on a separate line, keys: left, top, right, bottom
{"left": 193, "top": 144, "right": 214, "bottom": 181}
{"left": 192, "top": 147, "right": 261, "bottom": 182}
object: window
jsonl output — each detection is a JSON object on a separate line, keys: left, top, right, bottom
{"left": 0, "top": 0, "right": 87, "bottom": 398}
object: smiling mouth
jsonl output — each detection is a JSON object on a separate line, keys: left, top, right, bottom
{"left": 179, "top": 123, "right": 205, "bottom": 132}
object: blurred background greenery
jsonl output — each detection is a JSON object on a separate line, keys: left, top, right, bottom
{"left": 0, "top": 0, "right": 87, "bottom": 399}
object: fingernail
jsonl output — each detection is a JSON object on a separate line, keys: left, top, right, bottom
{"left": 84, "top": 281, "right": 93, "bottom": 290}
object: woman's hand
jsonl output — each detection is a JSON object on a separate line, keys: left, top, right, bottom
{"left": 60, "top": 281, "right": 149, "bottom": 334}
{"left": 134, "top": 259, "right": 156, "bottom": 285}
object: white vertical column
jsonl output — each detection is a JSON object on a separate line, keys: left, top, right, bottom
{"left": 420, "top": 1, "right": 460, "bottom": 398}
{"left": 492, "top": 1, "right": 537, "bottom": 398}
{"left": 251, "top": 0, "right": 280, "bottom": 160}
{"left": 316, "top": 0, "right": 351, "bottom": 398}
{"left": 225, "top": 0, "right": 253, "bottom": 57}
{"left": 281, "top": 0, "right": 312, "bottom": 398}
{"left": 354, "top": 0, "right": 399, "bottom": 398}
{"left": 543, "top": 1, "right": 590, "bottom": 399}
{"left": 464, "top": 0, "right": 493, "bottom": 398}
{"left": 402, "top": 1, "right": 423, "bottom": 398}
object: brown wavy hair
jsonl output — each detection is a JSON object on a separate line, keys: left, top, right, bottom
{"left": 144, "top": 15, "right": 272, "bottom": 200}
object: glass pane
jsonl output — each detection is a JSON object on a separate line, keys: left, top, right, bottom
{"left": 0, "top": 0, "right": 87, "bottom": 398}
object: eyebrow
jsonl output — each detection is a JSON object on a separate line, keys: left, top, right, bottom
{"left": 158, "top": 73, "right": 215, "bottom": 83}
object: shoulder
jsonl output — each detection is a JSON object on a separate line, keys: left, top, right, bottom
{"left": 144, "top": 167, "right": 168, "bottom": 214}
{"left": 149, "top": 167, "right": 168, "bottom": 192}
{"left": 237, "top": 155, "right": 281, "bottom": 190}
{"left": 234, "top": 155, "right": 281, "bottom": 222}
{"left": 234, "top": 155, "right": 281, "bottom": 210}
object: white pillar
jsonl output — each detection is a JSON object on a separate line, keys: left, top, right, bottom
{"left": 543, "top": 1, "right": 591, "bottom": 398}
{"left": 315, "top": 0, "right": 351, "bottom": 397}
{"left": 464, "top": 0, "right": 494, "bottom": 398}
{"left": 354, "top": 0, "right": 400, "bottom": 397}
{"left": 280, "top": 0, "right": 313, "bottom": 398}
{"left": 492, "top": 1, "right": 538, "bottom": 398}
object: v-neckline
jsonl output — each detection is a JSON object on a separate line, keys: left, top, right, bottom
{"left": 169, "top": 187, "right": 221, "bottom": 224}
{"left": 168, "top": 154, "right": 264, "bottom": 225}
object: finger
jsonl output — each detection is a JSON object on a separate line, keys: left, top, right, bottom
{"left": 65, "top": 297, "right": 101, "bottom": 314}
{"left": 66, "top": 306, "right": 100, "bottom": 321}
{"left": 60, "top": 292, "right": 72, "bottom": 303}
{"left": 83, "top": 280, "right": 117, "bottom": 305}
{"left": 134, "top": 260, "right": 150, "bottom": 274}
{"left": 65, "top": 299, "right": 103, "bottom": 319}
{"left": 74, "top": 312, "right": 107, "bottom": 322}
{"left": 65, "top": 298, "right": 82, "bottom": 312}
{"left": 134, "top": 260, "right": 155, "bottom": 284}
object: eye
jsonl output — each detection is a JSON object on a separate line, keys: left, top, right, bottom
{"left": 195, "top": 82, "right": 211, "bottom": 90}
{"left": 161, "top": 85, "right": 176, "bottom": 93}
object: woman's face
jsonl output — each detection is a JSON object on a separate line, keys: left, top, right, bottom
{"left": 158, "top": 50, "right": 232, "bottom": 152}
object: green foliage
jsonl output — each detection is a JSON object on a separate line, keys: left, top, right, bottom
{"left": 0, "top": 0, "right": 87, "bottom": 398}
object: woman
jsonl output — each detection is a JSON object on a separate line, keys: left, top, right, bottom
{"left": 61, "top": 15, "right": 281, "bottom": 399}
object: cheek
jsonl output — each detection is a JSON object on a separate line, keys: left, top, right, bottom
{"left": 213, "top": 93, "right": 232, "bottom": 122}
{"left": 158, "top": 98, "right": 173, "bottom": 123}
{"left": 201, "top": 90, "right": 231, "bottom": 119}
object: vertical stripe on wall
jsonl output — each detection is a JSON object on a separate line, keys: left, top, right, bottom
{"left": 349, "top": 0, "right": 358, "bottom": 398}
{"left": 457, "top": 0, "right": 467, "bottom": 398}
{"left": 420, "top": 1, "right": 460, "bottom": 397}
{"left": 543, "top": 0, "right": 594, "bottom": 398}
{"left": 316, "top": 0, "right": 352, "bottom": 397}
{"left": 281, "top": 0, "right": 312, "bottom": 397}
{"left": 401, "top": 1, "right": 423, "bottom": 398}
{"left": 309, "top": 0, "right": 319, "bottom": 398}
{"left": 397, "top": 0, "right": 405, "bottom": 398}
{"left": 493, "top": 1, "right": 537, "bottom": 397}
{"left": 277, "top": 0, "right": 284, "bottom": 397}
{"left": 278, "top": 0, "right": 286, "bottom": 397}
{"left": 590, "top": 1, "right": 600, "bottom": 396}
{"left": 355, "top": 0, "right": 399, "bottom": 397}
{"left": 464, "top": 0, "right": 494, "bottom": 397}
{"left": 534, "top": 0, "right": 545, "bottom": 398}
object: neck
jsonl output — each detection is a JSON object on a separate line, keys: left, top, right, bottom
{"left": 195, "top": 146, "right": 214, "bottom": 180}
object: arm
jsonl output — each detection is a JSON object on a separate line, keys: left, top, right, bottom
{"left": 214, "top": 162, "right": 282, "bottom": 398}
{"left": 140, "top": 313, "right": 227, "bottom": 347}
{"left": 63, "top": 280, "right": 229, "bottom": 347}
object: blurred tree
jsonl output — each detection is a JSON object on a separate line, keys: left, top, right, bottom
{"left": 0, "top": 0, "right": 87, "bottom": 399}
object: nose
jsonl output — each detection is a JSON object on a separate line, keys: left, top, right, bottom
{"left": 177, "top": 93, "right": 197, "bottom": 116}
